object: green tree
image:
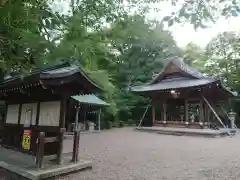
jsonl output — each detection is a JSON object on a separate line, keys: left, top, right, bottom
{"left": 0, "top": 0, "right": 62, "bottom": 72}
{"left": 107, "top": 16, "right": 181, "bottom": 124}
{"left": 182, "top": 43, "right": 203, "bottom": 66}
{"left": 204, "top": 31, "right": 240, "bottom": 89}
{"left": 162, "top": 0, "right": 240, "bottom": 29}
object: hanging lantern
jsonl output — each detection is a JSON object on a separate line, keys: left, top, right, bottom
{"left": 170, "top": 90, "right": 180, "bottom": 99}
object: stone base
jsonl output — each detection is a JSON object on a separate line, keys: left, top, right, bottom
{"left": 0, "top": 147, "right": 92, "bottom": 180}
{"left": 136, "top": 126, "right": 237, "bottom": 138}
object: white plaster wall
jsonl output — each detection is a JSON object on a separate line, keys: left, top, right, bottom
{"left": 20, "top": 103, "right": 37, "bottom": 126}
{"left": 39, "top": 101, "right": 60, "bottom": 126}
{"left": 6, "top": 104, "right": 19, "bottom": 124}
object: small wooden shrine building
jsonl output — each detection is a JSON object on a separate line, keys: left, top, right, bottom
{"left": 68, "top": 94, "right": 109, "bottom": 132}
{"left": 131, "top": 57, "right": 236, "bottom": 129}
{"left": 0, "top": 62, "right": 101, "bottom": 163}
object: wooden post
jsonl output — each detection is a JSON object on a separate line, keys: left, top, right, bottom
{"left": 152, "top": 102, "right": 155, "bottom": 125}
{"left": 35, "top": 102, "right": 40, "bottom": 126}
{"left": 163, "top": 101, "right": 167, "bottom": 122}
{"left": 184, "top": 100, "right": 188, "bottom": 122}
{"left": 98, "top": 108, "right": 101, "bottom": 131}
{"left": 75, "top": 103, "right": 80, "bottom": 131}
{"left": 3, "top": 103, "right": 8, "bottom": 124}
{"left": 17, "top": 104, "right": 22, "bottom": 124}
{"left": 72, "top": 129, "right": 80, "bottom": 163}
{"left": 57, "top": 128, "right": 65, "bottom": 165}
{"left": 56, "top": 95, "right": 67, "bottom": 165}
{"left": 83, "top": 105, "right": 87, "bottom": 131}
{"left": 59, "top": 96, "right": 67, "bottom": 128}
{"left": 199, "top": 99, "right": 204, "bottom": 122}
{"left": 36, "top": 132, "right": 45, "bottom": 168}
{"left": 207, "top": 107, "right": 210, "bottom": 127}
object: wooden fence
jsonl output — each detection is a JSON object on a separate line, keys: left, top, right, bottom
{"left": 36, "top": 128, "right": 80, "bottom": 168}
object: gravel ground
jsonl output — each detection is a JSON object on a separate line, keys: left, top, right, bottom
{"left": 2, "top": 127, "right": 240, "bottom": 180}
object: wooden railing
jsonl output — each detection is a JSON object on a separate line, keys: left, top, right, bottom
{"left": 36, "top": 128, "right": 80, "bottom": 168}
{"left": 36, "top": 128, "right": 65, "bottom": 168}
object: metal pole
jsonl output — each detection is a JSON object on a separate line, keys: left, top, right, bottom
{"left": 98, "top": 108, "right": 101, "bottom": 131}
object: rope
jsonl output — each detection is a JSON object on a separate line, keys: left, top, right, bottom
{"left": 137, "top": 100, "right": 152, "bottom": 128}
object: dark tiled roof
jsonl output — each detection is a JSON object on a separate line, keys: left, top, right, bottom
{"left": 131, "top": 78, "right": 216, "bottom": 92}
{"left": 0, "top": 62, "right": 102, "bottom": 92}
{"left": 131, "top": 56, "right": 237, "bottom": 97}
{"left": 150, "top": 56, "right": 210, "bottom": 84}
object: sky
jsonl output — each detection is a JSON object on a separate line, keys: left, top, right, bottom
{"left": 146, "top": 1, "right": 240, "bottom": 48}
{"left": 170, "top": 16, "right": 240, "bottom": 48}
{"left": 52, "top": 0, "right": 240, "bottom": 48}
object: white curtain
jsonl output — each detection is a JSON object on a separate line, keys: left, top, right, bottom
{"left": 20, "top": 103, "right": 37, "bottom": 126}
{"left": 6, "top": 104, "right": 19, "bottom": 124}
{"left": 39, "top": 101, "right": 60, "bottom": 126}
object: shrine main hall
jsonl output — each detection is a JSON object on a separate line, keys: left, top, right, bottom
{"left": 131, "top": 57, "right": 237, "bottom": 132}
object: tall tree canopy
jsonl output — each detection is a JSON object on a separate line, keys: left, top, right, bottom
{"left": 2, "top": 0, "right": 240, "bottom": 127}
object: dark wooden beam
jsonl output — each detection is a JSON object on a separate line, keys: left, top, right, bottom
{"left": 3, "top": 103, "right": 8, "bottom": 124}
{"left": 59, "top": 96, "right": 67, "bottom": 128}
{"left": 35, "top": 102, "right": 40, "bottom": 126}
{"left": 83, "top": 105, "right": 87, "bottom": 130}
{"left": 184, "top": 100, "right": 188, "bottom": 122}
{"left": 163, "top": 101, "right": 167, "bottom": 122}
{"left": 199, "top": 99, "right": 204, "bottom": 122}
{"left": 152, "top": 102, "right": 155, "bottom": 125}
{"left": 17, "top": 104, "right": 22, "bottom": 124}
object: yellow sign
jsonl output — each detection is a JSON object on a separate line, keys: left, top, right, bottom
{"left": 22, "top": 130, "right": 31, "bottom": 150}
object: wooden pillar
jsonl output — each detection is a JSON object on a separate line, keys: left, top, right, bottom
{"left": 35, "top": 102, "right": 40, "bottom": 126}
{"left": 162, "top": 101, "right": 167, "bottom": 122}
{"left": 83, "top": 105, "right": 87, "bottom": 130}
{"left": 59, "top": 96, "right": 67, "bottom": 128}
{"left": 36, "top": 132, "right": 45, "bottom": 168}
{"left": 3, "top": 103, "right": 8, "bottom": 124}
{"left": 74, "top": 103, "right": 80, "bottom": 131}
{"left": 57, "top": 95, "right": 67, "bottom": 165}
{"left": 184, "top": 100, "right": 188, "bottom": 122}
{"left": 17, "top": 103, "right": 22, "bottom": 124}
{"left": 199, "top": 99, "right": 204, "bottom": 122}
{"left": 72, "top": 129, "right": 80, "bottom": 163}
{"left": 57, "top": 128, "right": 65, "bottom": 165}
{"left": 152, "top": 102, "right": 155, "bottom": 125}
{"left": 98, "top": 108, "right": 101, "bottom": 131}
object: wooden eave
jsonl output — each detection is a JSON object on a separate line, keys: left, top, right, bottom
{"left": 0, "top": 62, "right": 102, "bottom": 93}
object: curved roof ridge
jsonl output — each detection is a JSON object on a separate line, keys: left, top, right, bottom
{"left": 150, "top": 56, "right": 216, "bottom": 85}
